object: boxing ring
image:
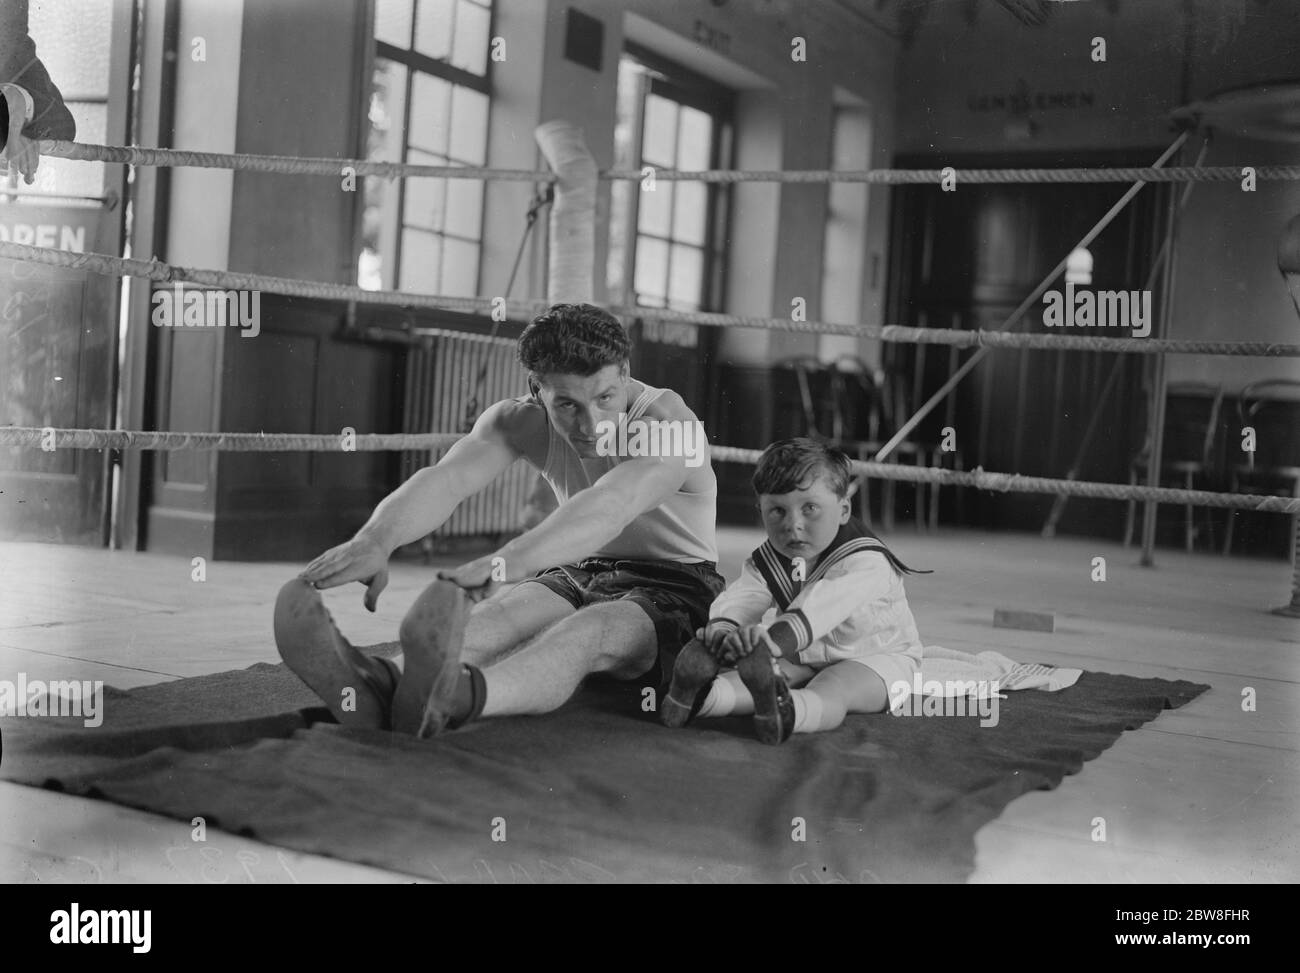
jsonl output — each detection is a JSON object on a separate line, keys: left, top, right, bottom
{"left": 3, "top": 121, "right": 1300, "bottom": 615}
{"left": 0, "top": 118, "right": 1297, "bottom": 883}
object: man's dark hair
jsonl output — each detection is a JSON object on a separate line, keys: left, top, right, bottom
{"left": 517, "top": 303, "right": 630, "bottom": 380}
{"left": 752, "top": 438, "right": 853, "bottom": 498}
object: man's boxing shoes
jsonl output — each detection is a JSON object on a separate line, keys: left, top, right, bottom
{"left": 737, "top": 649, "right": 795, "bottom": 745}
{"left": 392, "top": 580, "right": 474, "bottom": 738}
{"left": 274, "top": 578, "right": 400, "bottom": 729}
{"left": 660, "top": 638, "right": 720, "bottom": 728}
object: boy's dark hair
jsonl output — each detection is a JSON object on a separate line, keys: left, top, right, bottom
{"left": 517, "top": 303, "right": 630, "bottom": 380}
{"left": 752, "top": 438, "right": 853, "bottom": 498}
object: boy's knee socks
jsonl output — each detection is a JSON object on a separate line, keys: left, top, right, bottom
{"left": 790, "top": 689, "right": 824, "bottom": 733}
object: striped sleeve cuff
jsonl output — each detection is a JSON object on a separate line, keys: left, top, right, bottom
{"left": 766, "top": 610, "right": 813, "bottom": 658}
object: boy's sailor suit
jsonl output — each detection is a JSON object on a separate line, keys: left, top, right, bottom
{"left": 708, "top": 518, "right": 927, "bottom": 692}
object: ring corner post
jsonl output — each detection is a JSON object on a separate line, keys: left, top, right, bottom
{"left": 534, "top": 120, "right": 597, "bottom": 304}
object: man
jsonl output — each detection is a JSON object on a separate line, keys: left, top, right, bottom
{"left": 1, "top": 0, "right": 77, "bottom": 183}
{"left": 275, "top": 303, "right": 723, "bottom": 737}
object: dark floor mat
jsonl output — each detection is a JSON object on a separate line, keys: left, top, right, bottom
{"left": 0, "top": 651, "right": 1209, "bottom": 883}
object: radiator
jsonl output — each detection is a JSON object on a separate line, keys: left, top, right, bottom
{"left": 401, "top": 327, "right": 533, "bottom": 539}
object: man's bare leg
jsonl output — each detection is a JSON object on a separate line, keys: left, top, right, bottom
{"left": 478, "top": 601, "right": 657, "bottom": 717}
{"left": 462, "top": 582, "right": 576, "bottom": 667}
{"left": 392, "top": 578, "right": 582, "bottom": 736}
{"left": 385, "top": 581, "right": 575, "bottom": 674}
{"left": 393, "top": 588, "right": 657, "bottom": 728}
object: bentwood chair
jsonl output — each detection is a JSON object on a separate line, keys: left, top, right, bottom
{"left": 1223, "top": 379, "right": 1300, "bottom": 562}
{"left": 1124, "top": 382, "right": 1225, "bottom": 552}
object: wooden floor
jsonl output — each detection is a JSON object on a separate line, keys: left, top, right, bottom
{"left": 1, "top": 527, "right": 1296, "bottom": 884}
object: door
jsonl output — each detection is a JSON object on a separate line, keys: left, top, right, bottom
{"left": 0, "top": 0, "right": 131, "bottom": 545}
{"left": 886, "top": 150, "right": 1162, "bottom": 535}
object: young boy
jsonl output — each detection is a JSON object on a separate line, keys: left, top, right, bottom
{"left": 660, "top": 438, "right": 928, "bottom": 744}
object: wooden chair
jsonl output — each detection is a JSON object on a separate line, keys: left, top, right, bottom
{"left": 1124, "top": 382, "right": 1225, "bottom": 552}
{"left": 780, "top": 356, "right": 944, "bottom": 531}
{"left": 1224, "top": 378, "right": 1300, "bottom": 561}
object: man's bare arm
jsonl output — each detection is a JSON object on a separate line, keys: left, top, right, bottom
{"left": 357, "top": 402, "right": 527, "bottom": 554}
{"left": 300, "top": 400, "right": 530, "bottom": 599}
{"left": 492, "top": 451, "right": 690, "bottom": 579}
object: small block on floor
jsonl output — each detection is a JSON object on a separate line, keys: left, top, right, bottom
{"left": 993, "top": 608, "right": 1054, "bottom": 633}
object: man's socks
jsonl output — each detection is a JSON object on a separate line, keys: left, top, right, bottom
{"left": 446, "top": 663, "right": 487, "bottom": 729}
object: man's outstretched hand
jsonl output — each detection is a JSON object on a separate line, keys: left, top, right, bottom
{"left": 438, "top": 555, "right": 500, "bottom": 603}
{"left": 300, "top": 534, "right": 390, "bottom": 612}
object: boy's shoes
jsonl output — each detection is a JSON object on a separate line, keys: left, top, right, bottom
{"left": 274, "top": 578, "right": 399, "bottom": 729}
{"left": 660, "top": 639, "right": 719, "bottom": 728}
{"left": 737, "top": 650, "right": 795, "bottom": 745}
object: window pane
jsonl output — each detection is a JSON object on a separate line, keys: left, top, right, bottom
{"left": 449, "top": 86, "right": 489, "bottom": 165}
{"left": 442, "top": 238, "right": 480, "bottom": 296}
{"left": 676, "top": 106, "right": 712, "bottom": 170}
{"left": 39, "top": 103, "right": 106, "bottom": 197}
{"left": 671, "top": 182, "right": 707, "bottom": 246}
{"left": 375, "top": 0, "right": 414, "bottom": 47}
{"left": 451, "top": 0, "right": 490, "bottom": 75}
{"left": 399, "top": 228, "right": 443, "bottom": 294}
{"left": 30, "top": 0, "right": 111, "bottom": 98}
{"left": 668, "top": 244, "right": 704, "bottom": 310}
{"left": 414, "top": 0, "right": 454, "bottom": 60}
{"left": 408, "top": 73, "right": 452, "bottom": 156}
{"left": 634, "top": 236, "right": 669, "bottom": 304}
{"left": 444, "top": 180, "right": 483, "bottom": 239}
{"left": 637, "top": 182, "right": 672, "bottom": 238}
{"left": 641, "top": 95, "right": 677, "bottom": 168}
{"left": 403, "top": 176, "right": 447, "bottom": 231}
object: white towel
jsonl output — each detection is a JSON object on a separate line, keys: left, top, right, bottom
{"left": 914, "top": 644, "right": 1082, "bottom": 699}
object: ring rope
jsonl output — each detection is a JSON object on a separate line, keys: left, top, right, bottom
{"left": 39, "top": 140, "right": 1300, "bottom": 185}
{"left": 2, "top": 427, "right": 1297, "bottom": 514}
{"left": 600, "top": 165, "right": 1300, "bottom": 184}
{"left": 0, "top": 428, "right": 463, "bottom": 452}
{"left": 3, "top": 240, "right": 1299, "bottom": 358}
{"left": 706, "top": 445, "right": 1300, "bottom": 514}
{"left": 40, "top": 140, "right": 551, "bottom": 183}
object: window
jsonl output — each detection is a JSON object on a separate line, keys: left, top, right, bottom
{"left": 609, "top": 48, "right": 733, "bottom": 338}
{"left": 359, "top": 0, "right": 493, "bottom": 297}
{"left": 1, "top": 0, "right": 111, "bottom": 206}
{"left": 819, "top": 101, "right": 873, "bottom": 361}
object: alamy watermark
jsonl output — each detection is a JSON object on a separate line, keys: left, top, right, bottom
{"left": 888, "top": 675, "right": 1000, "bottom": 727}
{"left": 0, "top": 672, "right": 103, "bottom": 727}
{"left": 50, "top": 904, "right": 150, "bottom": 952}
{"left": 1042, "top": 282, "right": 1151, "bottom": 338}
{"left": 151, "top": 284, "right": 261, "bottom": 338}
{"left": 594, "top": 414, "right": 707, "bottom": 468}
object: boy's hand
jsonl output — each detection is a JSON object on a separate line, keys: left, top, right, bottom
{"left": 717, "top": 625, "right": 777, "bottom": 664}
{"left": 741, "top": 625, "right": 779, "bottom": 660}
{"left": 696, "top": 623, "right": 731, "bottom": 660}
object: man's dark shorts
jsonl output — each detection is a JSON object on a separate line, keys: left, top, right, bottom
{"left": 523, "top": 557, "right": 726, "bottom": 691}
